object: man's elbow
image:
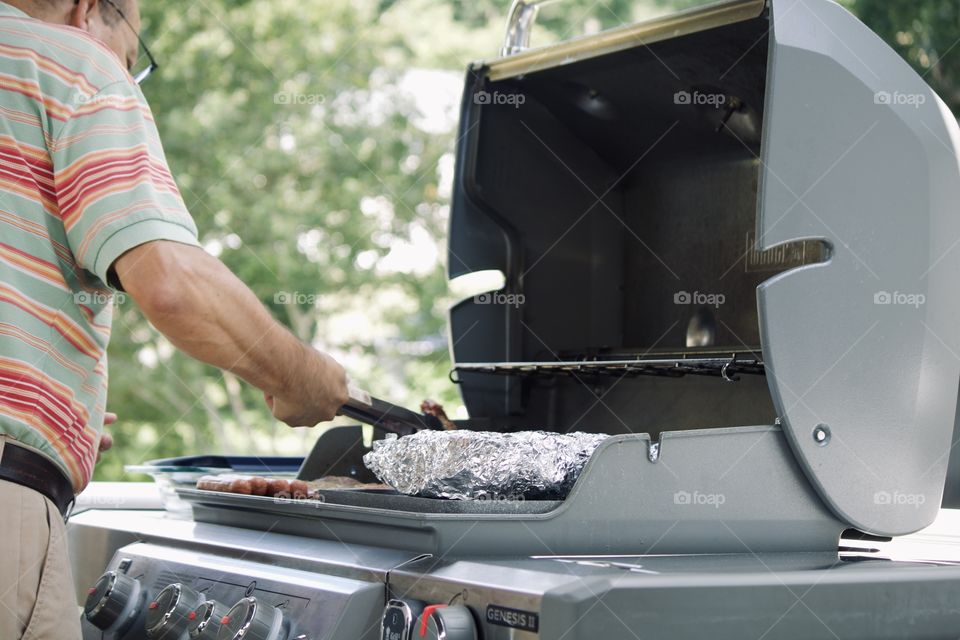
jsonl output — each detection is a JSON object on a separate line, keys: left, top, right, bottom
{"left": 113, "top": 240, "right": 203, "bottom": 319}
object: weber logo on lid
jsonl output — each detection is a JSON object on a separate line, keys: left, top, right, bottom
{"left": 744, "top": 231, "right": 825, "bottom": 273}
{"left": 486, "top": 604, "right": 539, "bottom": 632}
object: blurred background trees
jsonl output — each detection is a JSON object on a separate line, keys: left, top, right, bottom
{"left": 99, "top": 0, "right": 960, "bottom": 480}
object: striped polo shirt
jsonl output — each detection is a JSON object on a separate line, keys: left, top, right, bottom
{"left": 0, "top": 3, "right": 199, "bottom": 492}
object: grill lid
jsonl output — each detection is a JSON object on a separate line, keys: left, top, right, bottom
{"left": 757, "top": 0, "right": 960, "bottom": 535}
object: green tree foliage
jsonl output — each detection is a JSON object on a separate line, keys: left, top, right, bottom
{"left": 845, "top": 0, "right": 960, "bottom": 115}
{"left": 97, "top": 0, "right": 955, "bottom": 480}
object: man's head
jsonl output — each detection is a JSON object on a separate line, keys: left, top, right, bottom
{"left": 23, "top": 0, "right": 141, "bottom": 71}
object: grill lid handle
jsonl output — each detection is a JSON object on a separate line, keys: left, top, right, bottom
{"left": 501, "top": 0, "right": 552, "bottom": 56}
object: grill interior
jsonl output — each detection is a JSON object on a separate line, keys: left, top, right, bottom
{"left": 449, "top": 12, "right": 828, "bottom": 437}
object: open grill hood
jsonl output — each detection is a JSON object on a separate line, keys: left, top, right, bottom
{"left": 446, "top": 0, "right": 960, "bottom": 536}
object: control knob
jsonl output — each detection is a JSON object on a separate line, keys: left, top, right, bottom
{"left": 145, "top": 583, "right": 205, "bottom": 639}
{"left": 83, "top": 571, "right": 145, "bottom": 635}
{"left": 381, "top": 598, "right": 425, "bottom": 640}
{"left": 217, "top": 597, "right": 287, "bottom": 640}
{"left": 415, "top": 605, "right": 477, "bottom": 640}
{"left": 187, "top": 600, "right": 230, "bottom": 639}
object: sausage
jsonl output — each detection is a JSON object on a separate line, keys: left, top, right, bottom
{"left": 289, "top": 479, "right": 309, "bottom": 499}
{"left": 420, "top": 399, "right": 457, "bottom": 430}
{"left": 228, "top": 476, "right": 253, "bottom": 495}
{"left": 267, "top": 477, "right": 290, "bottom": 496}
{"left": 197, "top": 475, "right": 233, "bottom": 492}
{"left": 249, "top": 476, "right": 269, "bottom": 496}
{"left": 198, "top": 474, "right": 375, "bottom": 499}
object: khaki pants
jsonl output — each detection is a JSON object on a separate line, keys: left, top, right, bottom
{"left": 0, "top": 443, "right": 81, "bottom": 640}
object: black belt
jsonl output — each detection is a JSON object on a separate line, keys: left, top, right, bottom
{"left": 0, "top": 441, "right": 75, "bottom": 518}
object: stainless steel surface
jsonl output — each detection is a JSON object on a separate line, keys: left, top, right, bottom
{"left": 71, "top": 508, "right": 960, "bottom": 639}
{"left": 81, "top": 542, "right": 383, "bottom": 640}
{"left": 501, "top": 0, "right": 548, "bottom": 56}
{"left": 68, "top": 508, "right": 424, "bottom": 580}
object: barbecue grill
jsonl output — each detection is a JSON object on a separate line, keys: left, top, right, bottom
{"left": 74, "top": 1, "right": 960, "bottom": 638}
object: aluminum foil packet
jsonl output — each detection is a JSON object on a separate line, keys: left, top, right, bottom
{"left": 362, "top": 430, "right": 609, "bottom": 500}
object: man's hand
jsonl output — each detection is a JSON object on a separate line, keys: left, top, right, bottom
{"left": 114, "top": 241, "right": 350, "bottom": 428}
{"left": 97, "top": 412, "right": 116, "bottom": 462}
{"left": 263, "top": 349, "right": 349, "bottom": 426}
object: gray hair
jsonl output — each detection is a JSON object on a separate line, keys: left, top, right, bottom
{"left": 35, "top": 0, "right": 131, "bottom": 25}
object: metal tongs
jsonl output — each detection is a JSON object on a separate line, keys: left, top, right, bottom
{"left": 339, "top": 385, "right": 444, "bottom": 436}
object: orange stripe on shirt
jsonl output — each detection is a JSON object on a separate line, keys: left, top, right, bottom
{"left": 0, "top": 42, "right": 99, "bottom": 95}
{"left": 0, "top": 282, "right": 100, "bottom": 359}
{"left": 0, "top": 242, "right": 68, "bottom": 290}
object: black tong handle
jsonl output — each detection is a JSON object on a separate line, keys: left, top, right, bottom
{"left": 338, "top": 385, "right": 443, "bottom": 436}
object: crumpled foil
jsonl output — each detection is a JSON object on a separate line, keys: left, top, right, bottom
{"left": 362, "top": 430, "right": 609, "bottom": 500}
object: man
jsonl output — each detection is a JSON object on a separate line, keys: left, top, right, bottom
{"left": 0, "top": 0, "right": 350, "bottom": 637}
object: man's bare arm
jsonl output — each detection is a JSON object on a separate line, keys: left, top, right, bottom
{"left": 113, "top": 240, "right": 348, "bottom": 426}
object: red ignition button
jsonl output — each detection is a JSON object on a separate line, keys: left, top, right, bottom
{"left": 87, "top": 588, "right": 96, "bottom": 595}
{"left": 419, "top": 604, "right": 448, "bottom": 637}
{"left": 148, "top": 601, "right": 159, "bottom": 610}
{"left": 188, "top": 611, "right": 197, "bottom": 621}
{"left": 221, "top": 616, "right": 231, "bottom": 625}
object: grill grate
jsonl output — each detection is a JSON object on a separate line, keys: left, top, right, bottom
{"left": 452, "top": 353, "right": 764, "bottom": 382}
